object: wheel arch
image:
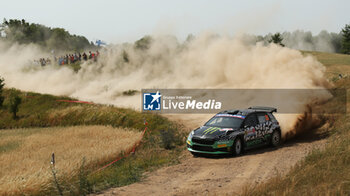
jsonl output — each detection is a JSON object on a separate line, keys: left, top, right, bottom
{"left": 232, "top": 133, "right": 245, "bottom": 149}
{"left": 275, "top": 127, "right": 283, "bottom": 140}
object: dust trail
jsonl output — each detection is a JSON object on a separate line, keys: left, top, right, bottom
{"left": 0, "top": 33, "right": 331, "bottom": 136}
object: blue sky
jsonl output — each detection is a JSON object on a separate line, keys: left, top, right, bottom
{"left": 0, "top": 0, "right": 349, "bottom": 44}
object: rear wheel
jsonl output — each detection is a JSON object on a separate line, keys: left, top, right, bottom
{"left": 232, "top": 137, "right": 243, "bottom": 156}
{"left": 271, "top": 130, "right": 281, "bottom": 147}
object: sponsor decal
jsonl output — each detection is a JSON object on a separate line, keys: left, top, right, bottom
{"left": 244, "top": 121, "right": 274, "bottom": 141}
{"left": 265, "top": 114, "right": 270, "bottom": 121}
{"left": 219, "top": 128, "right": 233, "bottom": 131}
{"left": 217, "top": 144, "right": 227, "bottom": 148}
{"left": 246, "top": 127, "right": 256, "bottom": 137}
{"left": 203, "top": 127, "right": 220, "bottom": 135}
{"left": 215, "top": 114, "right": 246, "bottom": 119}
{"left": 232, "top": 115, "right": 246, "bottom": 119}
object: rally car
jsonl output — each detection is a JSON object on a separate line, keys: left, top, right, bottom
{"left": 187, "top": 106, "right": 281, "bottom": 156}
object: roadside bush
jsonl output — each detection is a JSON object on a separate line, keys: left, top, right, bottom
{"left": 159, "top": 129, "right": 186, "bottom": 150}
{"left": 0, "top": 77, "right": 5, "bottom": 107}
{"left": 122, "top": 89, "right": 138, "bottom": 96}
{"left": 9, "top": 92, "right": 22, "bottom": 119}
{"left": 160, "top": 129, "right": 176, "bottom": 150}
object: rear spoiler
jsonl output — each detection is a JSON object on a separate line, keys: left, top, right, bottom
{"left": 248, "top": 106, "right": 277, "bottom": 113}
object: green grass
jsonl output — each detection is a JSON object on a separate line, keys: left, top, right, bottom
{"left": 83, "top": 145, "right": 183, "bottom": 194}
{"left": 301, "top": 51, "right": 350, "bottom": 67}
{"left": 0, "top": 88, "right": 187, "bottom": 195}
{"left": 0, "top": 88, "right": 174, "bottom": 131}
{"left": 36, "top": 132, "right": 185, "bottom": 196}
{"left": 68, "top": 62, "right": 82, "bottom": 72}
{"left": 0, "top": 140, "right": 20, "bottom": 154}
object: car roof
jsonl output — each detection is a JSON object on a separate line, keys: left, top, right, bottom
{"left": 218, "top": 106, "right": 277, "bottom": 116}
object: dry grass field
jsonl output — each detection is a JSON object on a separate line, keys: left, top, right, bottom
{"left": 0, "top": 88, "right": 183, "bottom": 195}
{"left": 0, "top": 125, "right": 141, "bottom": 195}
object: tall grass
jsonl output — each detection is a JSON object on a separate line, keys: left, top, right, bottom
{"left": 241, "top": 51, "right": 350, "bottom": 196}
{"left": 241, "top": 115, "right": 350, "bottom": 196}
{"left": 0, "top": 88, "right": 186, "bottom": 195}
{"left": 0, "top": 126, "right": 142, "bottom": 195}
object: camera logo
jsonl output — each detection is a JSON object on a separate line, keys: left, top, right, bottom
{"left": 143, "top": 91, "right": 161, "bottom": 111}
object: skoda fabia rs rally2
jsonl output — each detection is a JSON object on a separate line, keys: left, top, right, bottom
{"left": 187, "top": 106, "right": 281, "bottom": 156}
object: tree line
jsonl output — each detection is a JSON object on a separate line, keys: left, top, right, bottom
{"left": 1, "top": 18, "right": 350, "bottom": 55}
{"left": 0, "top": 19, "right": 96, "bottom": 52}
{"left": 135, "top": 23, "right": 350, "bottom": 55}
{"left": 253, "top": 23, "right": 350, "bottom": 54}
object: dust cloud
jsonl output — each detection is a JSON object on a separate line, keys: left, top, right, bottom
{"left": 0, "top": 33, "right": 331, "bottom": 137}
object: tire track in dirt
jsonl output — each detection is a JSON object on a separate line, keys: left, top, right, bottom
{"left": 94, "top": 114, "right": 326, "bottom": 196}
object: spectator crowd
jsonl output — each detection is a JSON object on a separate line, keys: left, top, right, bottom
{"left": 35, "top": 51, "right": 99, "bottom": 66}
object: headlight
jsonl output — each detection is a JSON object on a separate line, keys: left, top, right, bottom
{"left": 188, "top": 130, "right": 194, "bottom": 141}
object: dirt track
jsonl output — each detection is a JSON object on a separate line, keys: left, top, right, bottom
{"left": 95, "top": 114, "right": 326, "bottom": 196}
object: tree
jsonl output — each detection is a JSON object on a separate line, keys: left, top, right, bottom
{"left": 134, "top": 35, "right": 152, "bottom": 50}
{"left": 122, "top": 50, "right": 129, "bottom": 63}
{"left": 269, "top": 33, "right": 285, "bottom": 47}
{"left": 330, "top": 32, "right": 342, "bottom": 53}
{"left": 185, "top": 34, "right": 195, "bottom": 43}
{"left": 9, "top": 93, "right": 22, "bottom": 119}
{"left": 256, "top": 35, "right": 265, "bottom": 43}
{"left": 1, "top": 18, "right": 95, "bottom": 52}
{"left": 0, "top": 77, "right": 4, "bottom": 107}
{"left": 341, "top": 23, "right": 350, "bottom": 54}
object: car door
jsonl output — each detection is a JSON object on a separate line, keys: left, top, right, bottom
{"left": 256, "top": 112, "right": 273, "bottom": 142}
{"left": 243, "top": 113, "right": 259, "bottom": 147}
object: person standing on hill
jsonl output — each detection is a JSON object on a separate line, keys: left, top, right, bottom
{"left": 83, "top": 52, "right": 87, "bottom": 61}
{"left": 89, "top": 51, "right": 92, "bottom": 59}
{"left": 58, "top": 57, "right": 63, "bottom": 65}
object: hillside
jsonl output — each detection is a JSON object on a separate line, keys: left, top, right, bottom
{"left": 0, "top": 89, "right": 186, "bottom": 195}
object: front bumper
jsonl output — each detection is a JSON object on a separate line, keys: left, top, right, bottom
{"left": 186, "top": 138, "right": 234, "bottom": 154}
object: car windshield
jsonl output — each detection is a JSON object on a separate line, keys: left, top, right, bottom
{"left": 204, "top": 116, "right": 243, "bottom": 128}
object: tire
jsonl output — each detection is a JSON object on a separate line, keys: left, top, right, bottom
{"left": 271, "top": 130, "right": 281, "bottom": 147}
{"left": 232, "top": 137, "right": 243, "bottom": 156}
{"left": 191, "top": 152, "right": 200, "bottom": 157}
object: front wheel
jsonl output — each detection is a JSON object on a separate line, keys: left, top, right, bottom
{"left": 232, "top": 137, "right": 243, "bottom": 156}
{"left": 271, "top": 130, "right": 281, "bottom": 147}
{"left": 191, "top": 152, "right": 200, "bottom": 157}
